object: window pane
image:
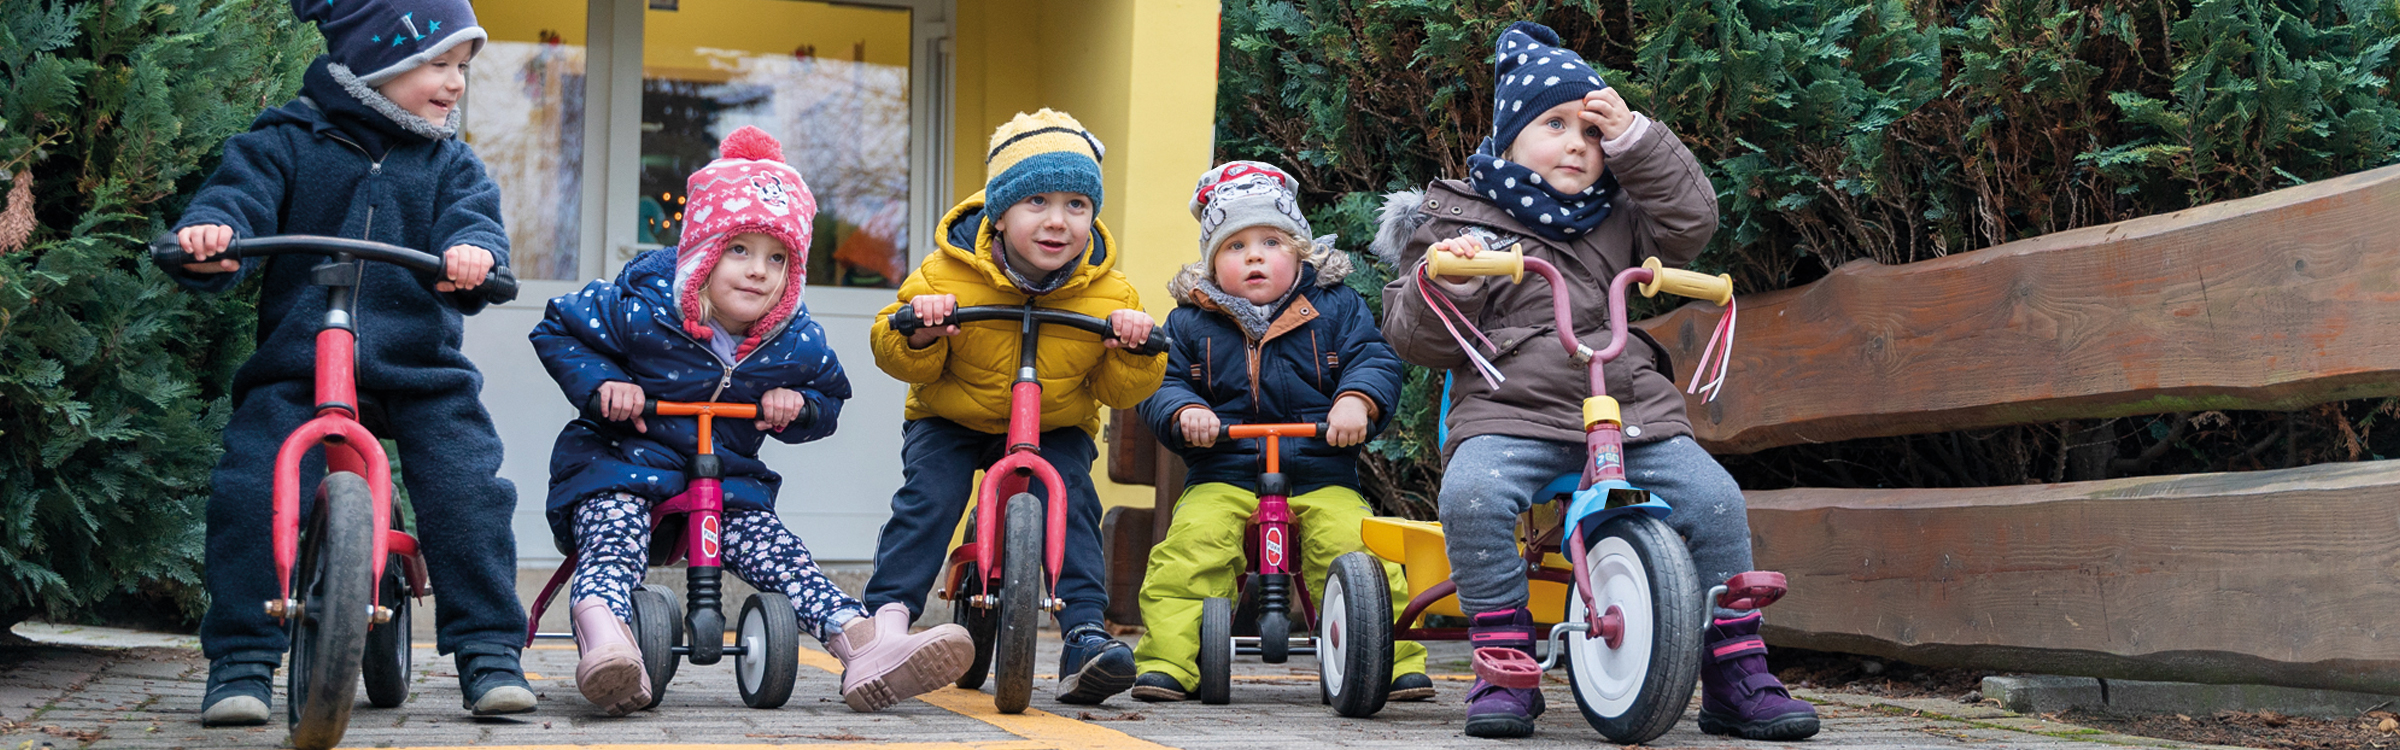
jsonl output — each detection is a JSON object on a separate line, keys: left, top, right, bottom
{"left": 462, "top": 2, "right": 588, "bottom": 281}
{"left": 642, "top": 0, "right": 912, "bottom": 289}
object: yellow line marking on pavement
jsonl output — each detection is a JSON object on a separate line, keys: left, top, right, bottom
{"left": 355, "top": 744, "right": 1046, "bottom": 750}
{"left": 796, "top": 648, "right": 1175, "bottom": 750}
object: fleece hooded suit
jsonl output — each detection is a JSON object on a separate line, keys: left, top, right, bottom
{"left": 862, "top": 192, "right": 1167, "bottom": 629}
{"left": 1130, "top": 253, "right": 1427, "bottom": 690}
{"left": 169, "top": 56, "right": 522, "bottom": 664}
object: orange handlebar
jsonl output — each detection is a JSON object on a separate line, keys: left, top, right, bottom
{"left": 1222, "top": 422, "right": 1325, "bottom": 440}
{"left": 649, "top": 401, "right": 759, "bottom": 419}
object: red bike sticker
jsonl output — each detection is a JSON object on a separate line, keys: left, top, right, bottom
{"left": 701, "top": 515, "right": 721, "bottom": 560}
{"left": 1264, "top": 526, "right": 1286, "bottom": 569}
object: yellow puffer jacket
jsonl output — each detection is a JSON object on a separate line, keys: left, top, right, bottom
{"left": 870, "top": 192, "right": 1167, "bottom": 435}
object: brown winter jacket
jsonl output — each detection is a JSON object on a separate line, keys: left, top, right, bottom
{"left": 1376, "top": 121, "right": 1719, "bottom": 458}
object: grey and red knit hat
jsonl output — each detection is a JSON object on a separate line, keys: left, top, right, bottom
{"left": 1189, "top": 160, "right": 1310, "bottom": 270}
{"left": 674, "top": 126, "right": 817, "bottom": 359}
{"left": 293, "top": 0, "right": 487, "bottom": 86}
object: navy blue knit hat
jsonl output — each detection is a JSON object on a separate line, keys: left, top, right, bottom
{"left": 1486, "top": 21, "right": 1608, "bottom": 157}
{"left": 294, "top": 0, "right": 487, "bottom": 86}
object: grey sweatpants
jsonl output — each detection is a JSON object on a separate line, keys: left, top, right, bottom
{"left": 1438, "top": 434, "right": 1755, "bottom": 619}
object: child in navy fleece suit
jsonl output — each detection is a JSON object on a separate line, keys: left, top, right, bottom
{"left": 169, "top": 0, "right": 532, "bottom": 725}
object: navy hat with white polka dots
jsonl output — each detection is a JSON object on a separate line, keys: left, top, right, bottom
{"left": 1486, "top": 21, "right": 1608, "bottom": 158}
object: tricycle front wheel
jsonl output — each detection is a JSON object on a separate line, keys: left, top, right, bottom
{"left": 1566, "top": 514, "right": 1703, "bottom": 744}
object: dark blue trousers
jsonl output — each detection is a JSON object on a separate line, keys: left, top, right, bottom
{"left": 201, "top": 377, "right": 526, "bottom": 662}
{"left": 863, "top": 417, "right": 1108, "bottom": 630}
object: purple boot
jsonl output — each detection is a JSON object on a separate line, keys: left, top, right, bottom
{"left": 1699, "top": 612, "right": 1820, "bottom": 740}
{"left": 1463, "top": 608, "right": 1544, "bottom": 738}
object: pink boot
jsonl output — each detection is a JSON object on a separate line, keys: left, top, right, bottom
{"left": 825, "top": 603, "right": 974, "bottom": 712}
{"left": 572, "top": 600, "right": 651, "bottom": 716}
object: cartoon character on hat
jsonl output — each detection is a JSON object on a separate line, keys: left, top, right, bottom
{"left": 673, "top": 126, "right": 818, "bottom": 360}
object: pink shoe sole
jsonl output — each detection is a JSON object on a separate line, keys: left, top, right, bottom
{"left": 841, "top": 628, "right": 974, "bottom": 712}
{"left": 578, "top": 654, "right": 649, "bottom": 716}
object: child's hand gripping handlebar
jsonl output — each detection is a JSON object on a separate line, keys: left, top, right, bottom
{"left": 1422, "top": 247, "right": 1732, "bottom": 306}
{"left": 888, "top": 304, "right": 1173, "bottom": 356}
{"left": 582, "top": 395, "right": 815, "bottom": 447}
{"left": 148, "top": 232, "right": 521, "bottom": 304}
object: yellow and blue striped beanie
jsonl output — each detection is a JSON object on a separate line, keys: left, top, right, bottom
{"left": 985, "top": 109, "right": 1106, "bottom": 213}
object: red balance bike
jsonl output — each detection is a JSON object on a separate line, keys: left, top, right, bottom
{"left": 1338, "top": 248, "right": 1786, "bottom": 742}
{"left": 149, "top": 233, "right": 519, "bottom": 750}
{"left": 526, "top": 399, "right": 810, "bottom": 709}
{"left": 1182, "top": 422, "right": 1395, "bottom": 710}
{"left": 887, "top": 303, "right": 1170, "bottom": 714}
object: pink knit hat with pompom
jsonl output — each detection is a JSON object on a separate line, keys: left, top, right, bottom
{"left": 674, "top": 126, "right": 817, "bottom": 359}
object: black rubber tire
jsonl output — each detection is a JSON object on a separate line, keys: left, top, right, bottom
{"left": 1319, "top": 551, "right": 1392, "bottom": 718}
{"left": 1566, "top": 514, "right": 1705, "bottom": 745}
{"left": 993, "top": 493, "right": 1043, "bottom": 714}
{"left": 1260, "top": 609, "right": 1292, "bottom": 664}
{"left": 630, "top": 584, "right": 684, "bottom": 709}
{"left": 287, "top": 472, "right": 375, "bottom": 750}
{"left": 360, "top": 551, "right": 412, "bottom": 709}
{"left": 951, "top": 561, "right": 997, "bottom": 690}
{"left": 735, "top": 593, "right": 800, "bottom": 709}
{"left": 1197, "top": 597, "right": 1233, "bottom": 705}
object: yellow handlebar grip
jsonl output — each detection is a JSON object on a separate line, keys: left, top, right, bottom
{"left": 1639, "top": 257, "right": 1734, "bottom": 306}
{"left": 1423, "top": 246, "right": 1525, "bottom": 283}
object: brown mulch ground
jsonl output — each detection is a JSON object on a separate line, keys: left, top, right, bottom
{"left": 2056, "top": 708, "right": 2400, "bottom": 750}
{"left": 1767, "top": 648, "right": 2400, "bottom": 749}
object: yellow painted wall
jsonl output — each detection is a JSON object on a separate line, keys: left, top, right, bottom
{"left": 952, "top": 0, "right": 1222, "bottom": 508}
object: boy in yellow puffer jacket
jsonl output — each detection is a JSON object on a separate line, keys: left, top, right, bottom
{"left": 865, "top": 109, "right": 1167, "bottom": 706}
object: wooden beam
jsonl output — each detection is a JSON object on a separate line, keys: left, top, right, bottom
{"left": 1639, "top": 163, "right": 2400, "bottom": 454}
{"left": 1747, "top": 459, "right": 2400, "bottom": 695}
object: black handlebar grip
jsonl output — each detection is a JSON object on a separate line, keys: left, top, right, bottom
{"left": 150, "top": 232, "right": 231, "bottom": 269}
{"left": 888, "top": 305, "right": 926, "bottom": 336}
{"left": 581, "top": 394, "right": 664, "bottom": 423}
{"left": 478, "top": 265, "right": 520, "bottom": 304}
{"left": 1129, "top": 331, "right": 1171, "bottom": 357}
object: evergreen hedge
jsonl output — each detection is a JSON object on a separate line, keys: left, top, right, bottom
{"left": 1216, "top": 0, "right": 2400, "bottom": 515}
{"left": 0, "top": 0, "right": 314, "bottom": 629}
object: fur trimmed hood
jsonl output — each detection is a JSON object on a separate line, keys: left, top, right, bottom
{"left": 1371, "top": 190, "right": 1433, "bottom": 270}
{"left": 1166, "top": 235, "right": 1357, "bottom": 305}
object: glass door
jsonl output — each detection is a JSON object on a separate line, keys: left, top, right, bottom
{"left": 637, "top": 0, "right": 918, "bottom": 290}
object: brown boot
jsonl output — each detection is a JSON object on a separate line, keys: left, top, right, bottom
{"left": 824, "top": 604, "right": 973, "bottom": 712}
{"left": 572, "top": 599, "right": 650, "bottom": 715}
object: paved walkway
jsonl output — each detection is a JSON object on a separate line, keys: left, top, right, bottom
{"left": 1, "top": 623, "right": 2242, "bottom": 749}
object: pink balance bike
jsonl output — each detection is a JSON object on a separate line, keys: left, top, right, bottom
{"left": 525, "top": 399, "right": 809, "bottom": 709}
{"left": 149, "top": 233, "right": 519, "bottom": 750}
{"left": 887, "top": 303, "right": 1170, "bottom": 714}
{"left": 1182, "top": 422, "right": 1388, "bottom": 709}
{"left": 1337, "top": 248, "right": 1787, "bottom": 742}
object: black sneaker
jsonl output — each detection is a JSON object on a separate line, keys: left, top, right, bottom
{"left": 199, "top": 656, "right": 276, "bottom": 727}
{"left": 1055, "top": 624, "right": 1135, "bottom": 705}
{"left": 1388, "top": 672, "right": 1437, "bottom": 701}
{"left": 457, "top": 643, "right": 537, "bottom": 715}
{"left": 1130, "top": 671, "right": 1188, "bottom": 702}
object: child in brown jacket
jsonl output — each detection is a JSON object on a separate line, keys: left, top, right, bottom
{"left": 1376, "top": 21, "right": 1817, "bottom": 742}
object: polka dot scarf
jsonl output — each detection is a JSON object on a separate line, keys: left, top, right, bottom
{"left": 1466, "top": 147, "right": 1619, "bottom": 242}
{"left": 1472, "top": 21, "right": 1620, "bottom": 242}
